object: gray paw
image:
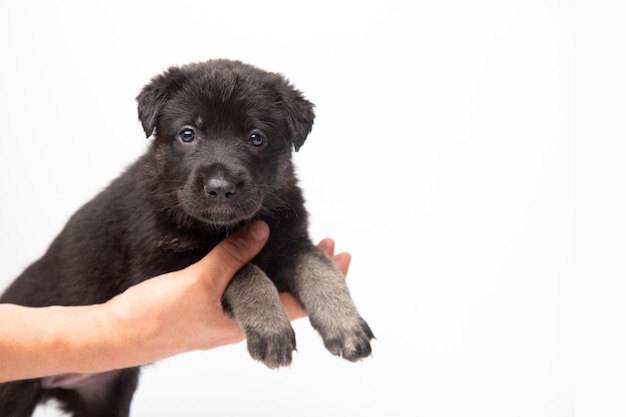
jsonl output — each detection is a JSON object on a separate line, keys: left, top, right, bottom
{"left": 317, "top": 317, "right": 374, "bottom": 361}
{"left": 246, "top": 325, "right": 297, "bottom": 369}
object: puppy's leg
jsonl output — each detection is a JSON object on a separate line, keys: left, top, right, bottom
{"left": 224, "top": 264, "right": 296, "bottom": 368}
{"left": 291, "top": 248, "right": 374, "bottom": 361}
{"left": 51, "top": 368, "right": 139, "bottom": 417}
{"left": 0, "top": 379, "right": 41, "bottom": 417}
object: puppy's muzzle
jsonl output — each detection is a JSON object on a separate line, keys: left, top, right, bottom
{"left": 181, "top": 163, "right": 259, "bottom": 225}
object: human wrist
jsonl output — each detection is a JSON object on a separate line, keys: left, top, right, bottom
{"left": 45, "top": 301, "right": 147, "bottom": 374}
{"left": 49, "top": 303, "right": 129, "bottom": 374}
{"left": 97, "top": 296, "right": 159, "bottom": 369}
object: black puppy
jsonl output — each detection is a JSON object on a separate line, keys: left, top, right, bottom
{"left": 0, "top": 60, "right": 373, "bottom": 417}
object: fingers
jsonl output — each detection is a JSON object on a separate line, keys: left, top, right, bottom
{"left": 317, "top": 237, "right": 351, "bottom": 277}
{"left": 317, "top": 238, "right": 335, "bottom": 257}
{"left": 187, "top": 221, "right": 270, "bottom": 295}
{"left": 333, "top": 252, "right": 351, "bottom": 277}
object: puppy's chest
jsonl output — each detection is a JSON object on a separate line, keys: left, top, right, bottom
{"left": 150, "top": 232, "right": 292, "bottom": 290}
{"left": 138, "top": 232, "right": 224, "bottom": 275}
{"left": 154, "top": 235, "right": 214, "bottom": 252}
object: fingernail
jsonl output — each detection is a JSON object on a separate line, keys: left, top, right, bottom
{"left": 248, "top": 221, "right": 269, "bottom": 241}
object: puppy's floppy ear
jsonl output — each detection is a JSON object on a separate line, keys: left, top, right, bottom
{"left": 136, "top": 67, "right": 187, "bottom": 138}
{"left": 280, "top": 84, "right": 315, "bottom": 152}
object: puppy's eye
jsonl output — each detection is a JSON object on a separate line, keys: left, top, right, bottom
{"left": 249, "top": 131, "right": 265, "bottom": 146}
{"left": 178, "top": 128, "right": 196, "bottom": 143}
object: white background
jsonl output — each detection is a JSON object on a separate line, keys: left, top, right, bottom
{"left": 0, "top": 1, "right": 621, "bottom": 416}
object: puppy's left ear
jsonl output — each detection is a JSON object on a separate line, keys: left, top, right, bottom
{"left": 136, "top": 67, "right": 186, "bottom": 138}
{"left": 280, "top": 84, "right": 315, "bottom": 152}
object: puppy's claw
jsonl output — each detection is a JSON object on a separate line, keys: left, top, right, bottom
{"left": 246, "top": 327, "right": 297, "bottom": 369}
{"left": 320, "top": 317, "right": 374, "bottom": 362}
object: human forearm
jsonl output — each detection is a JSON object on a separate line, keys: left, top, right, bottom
{"left": 0, "top": 303, "right": 117, "bottom": 382}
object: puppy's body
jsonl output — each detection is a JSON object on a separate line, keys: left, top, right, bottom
{"left": 0, "top": 60, "right": 373, "bottom": 417}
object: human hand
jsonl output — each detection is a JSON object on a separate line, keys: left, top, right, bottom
{"left": 105, "top": 222, "right": 352, "bottom": 367}
{"left": 103, "top": 222, "right": 266, "bottom": 363}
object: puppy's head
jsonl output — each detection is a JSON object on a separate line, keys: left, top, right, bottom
{"left": 136, "top": 60, "right": 315, "bottom": 228}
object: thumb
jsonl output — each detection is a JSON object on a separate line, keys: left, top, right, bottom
{"left": 185, "top": 221, "right": 270, "bottom": 294}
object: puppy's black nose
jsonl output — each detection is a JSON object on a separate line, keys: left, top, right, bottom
{"left": 205, "top": 177, "right": 236, "bottom": 200}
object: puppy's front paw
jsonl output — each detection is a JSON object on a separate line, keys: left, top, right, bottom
{"left": 317, "top": 317, "right": 374, "bottom": 362}
{"left": 246, "top": 325, "right": 297, "bottom": 369}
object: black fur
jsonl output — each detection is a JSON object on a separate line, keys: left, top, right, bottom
{"left": 0, "top": 59, "right": 373, "bottom": 416}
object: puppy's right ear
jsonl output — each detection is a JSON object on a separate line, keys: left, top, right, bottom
{"left": 136, "top": 67, "right": 186, "bottom": 138}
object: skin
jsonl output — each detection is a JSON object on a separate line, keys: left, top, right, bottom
{"left": 0, "top": 221, "right": 351, "bottom": 383}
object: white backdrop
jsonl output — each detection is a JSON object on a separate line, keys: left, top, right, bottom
{"left": 0, "top": 1, "right": 612, "bottom": 416}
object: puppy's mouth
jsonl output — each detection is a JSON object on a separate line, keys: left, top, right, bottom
{"left": 177, "top": 189, "right": 263, "bottom": 228}
{"left": 193, "top": 206, "right": 257, "bottom": 227}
